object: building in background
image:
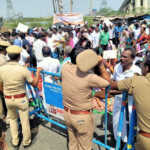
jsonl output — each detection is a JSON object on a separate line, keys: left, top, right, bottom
{"left": 120, "top": 0, "right": 150, "bottom": 15}
{"left": 92, "top": 9, "right": 97, "bottom": 16}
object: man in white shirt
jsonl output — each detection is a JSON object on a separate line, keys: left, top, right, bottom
{"left": 133, "top": 23, "right": 141, "bottom": 40}
{"left": 91, "top": 27, "right": 100, "bottom": 53}
{"left": 57, "top": 29, "right": 65, "bottom": 40}
{"left": 112, "top": 47, "right": 141, "bottom": 143}
{"left": 87, "top": 28, "right": 93, "bottom": 45}
{"left": 47, "top": 32, "right": 56, "bottom": 53}
{"left": 25, "top": 33, "right": 35, "bottom": 45}
{"left": 55, "top": 29, "right": 66, "bottom": 53}
{"left": 109, "top": 25, "right": 114, "bottom": 41}
{"left": 19, "top": 48, "right": 30, "bottom": 66}
{"left": 38, "top": 46, "right": 60, "bottom": 83}
{"left": 50, "top": 29, "right": 65, "bottom": 59}
{"left": 33, "top": 34, "right": 46, "bottom": 65}
{"left": 72, "top": 29, "right": 78, "bottom": 46}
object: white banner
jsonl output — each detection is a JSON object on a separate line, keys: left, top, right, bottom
{"left": 53, "top": 13, "right": 84, "bottom": 25}
{"left": 103, "top": 50, "right": 117, "bottom": 59}
{"left": 16, "top": 23, "right": 29, "bottom": 33}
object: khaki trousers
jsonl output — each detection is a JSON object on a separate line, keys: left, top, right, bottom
{"left": 0, "top": 93, "right": 4, "bottom": 119}
{"left": 5, "top": 96, "right": 31, "bottom": 146}
{"left": 64, "top": 110, "right": 94, "bottom": 150}
{"left": 0, "top": 93, "right": 5, "bottom": 138}
{"left": 135, "top": 133, "right": 150, "bottom": 150}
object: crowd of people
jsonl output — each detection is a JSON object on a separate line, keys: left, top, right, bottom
{"left": 0, "top": 18, "right": 150, "bottom": 150}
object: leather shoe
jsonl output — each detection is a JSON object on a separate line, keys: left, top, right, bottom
{"left": 10, "top": 141, "right": 19, "bottom": 148}
{"left": 23, "top": 141, "right": 32, "bottom": 148}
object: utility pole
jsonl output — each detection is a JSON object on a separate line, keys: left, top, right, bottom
{"left": 57, "top": 0, "right": 63, "bottom": 14}
{"left": 52, "top": 0, "right": 63, "bottom": 14}
{"left": 6, "top": 0, "right": 16, "bottom": 19}
{"left": 52, "top": 0, "right": 57, "bottom": 14}
{"left": 70, "top": 0, "right": 73, "bottom": 13}
{"left": 89, "top": 0, "right": 93, "bottom": 15}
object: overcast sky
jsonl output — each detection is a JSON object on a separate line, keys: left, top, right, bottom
{"left": 0, "top": 0, "right": 124, "bottom": 18}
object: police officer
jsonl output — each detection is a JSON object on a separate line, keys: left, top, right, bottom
{"left": 0, "top": 40, "right": 10, "bottom": 138}
{"left": 61, "top": 49, "right": 110, "bottom": 150}
{"left": 0, "top": 45, "right": 42, "bottom": 148}
{"left": 111, "top": 54, "right": 150, "bottom": 150}
{"left": 0, "top": 40, "right": 10, "bottom": 66}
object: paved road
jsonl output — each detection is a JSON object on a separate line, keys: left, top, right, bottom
{"left": 5, "top": 113, "right": 115, "bottom": 150}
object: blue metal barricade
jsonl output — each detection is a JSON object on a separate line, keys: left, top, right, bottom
{"left": 28, "top": 68, "right": 137, "bottom": 150}
{"left": 127, "top": 104, "right": 137, "bottom": 150}
{"left": 115, "top": 92, "right": 128, "bottom": 150}
{"left": 104, "top": 86, "right": 110, "bottom": 146}
{"left": 115, "top": 92, "right": 137, "bottom": 150}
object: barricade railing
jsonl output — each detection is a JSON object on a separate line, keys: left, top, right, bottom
{"left": 115, "top": 92, "right": 128, "bottom": 150}
{"left": 27, "top": 68, "right": 137, "bottom": 150}
{"left": 115, "top": 91, "right": 137, "bottom": 150}
{"left": 127, "top": 103, "right": 137, "bottom": 150}
{"left": 104, "top": 86, "right": 110, "bottom": 146}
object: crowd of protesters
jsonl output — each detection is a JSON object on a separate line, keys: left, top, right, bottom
{"left": 0, "top": 18, "right": 150, "bottom": 150}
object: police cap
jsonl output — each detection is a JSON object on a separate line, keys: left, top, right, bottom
{"left": 6, "top": 45, "right": 22, "bottom": 54}
{"left": 0, "top": 40, "right": 10, "bottom": 47}
{"left": 76, "top": 49, "right": 98, "bottom": 73}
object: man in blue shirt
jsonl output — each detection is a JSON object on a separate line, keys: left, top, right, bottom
{"left": 113, "top": 22, "right": 123, "bottom": 48}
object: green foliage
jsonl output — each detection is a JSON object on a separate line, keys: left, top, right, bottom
{"left": 96, "top": 7, "right": 125, "bottom": 17}
{"left": 29, "top": 23, "right": 43, "bottom": 28}
{"left": 20, "top": 17, "right": 51, "bottom": 22}
{"left": 84, "top": 16, "right": 94, "bottom": 26}
{"left": 3, "top": 22, "right": 18, "bottom": 29}
{"left": 96, "top": 7, "right": 150, "bottom": 17}
{"left": 3, "top": 17, "right": 53, "bottom": 29}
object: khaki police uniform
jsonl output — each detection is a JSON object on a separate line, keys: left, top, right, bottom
{"left": 62, "top": 50, "right": 109, "bottom": 150}
{"left": 0, "top": 45, "right": 33, "bottom": 146}
{"left": 0, "top": 41, "right": 10, "bottom": 119}
{"left": 0, "top": 54, "right": 7, "bottom": 119}
{"left": 0, "top": 54, "right": 7, "bottom": 138}
{"left": 118, "top": 74, "right": 150, "bottom": 150}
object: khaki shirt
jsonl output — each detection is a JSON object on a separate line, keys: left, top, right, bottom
{"left": 118, "top": 73, "right": 150, "bottom": 133}
{"left": 0, "top": 61, "right": 33, "bottom": 95}
{"left": 0, "top": 54, "right": 7, "bottom": 66}
{"left": 62, "top": 63, "right": 109, "bottom": 111}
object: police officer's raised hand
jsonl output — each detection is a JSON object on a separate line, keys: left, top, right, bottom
{"left": 97, "top": 56, "right": 111, "bottom": 82}
{"left": 98, "top": 55, "right": 103, "bottom": 64}
{"left": 37, "top": 67, "right": 43, "bottom": 73}
{"left": 31, "top": 67, "right": 43, "bottom": 87}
